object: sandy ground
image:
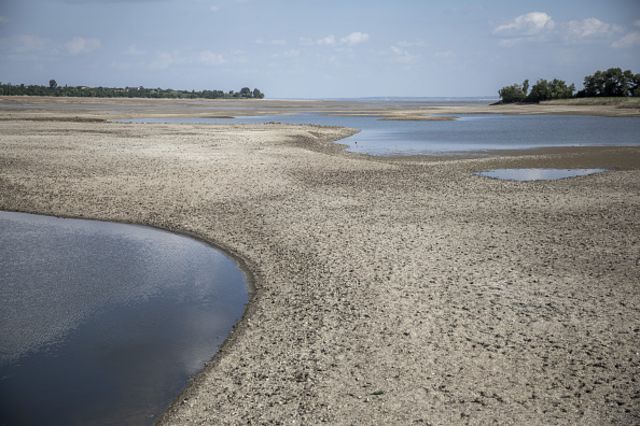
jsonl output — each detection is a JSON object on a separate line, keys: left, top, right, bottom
{"left": 1, "top": 99, "right": 639, "bottom": 425}
{"left": 2, "top": 95, "right": 639, "bottom": 121}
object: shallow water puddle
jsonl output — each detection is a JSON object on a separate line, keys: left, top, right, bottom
{"left": 118, "top": 113, "right": 640, "bottom": 156}
{"left": 0, "top": 212, "right": 248, "bottom": 426}
{"left": 475, "top": 168, "right": 607, "bottom": 181}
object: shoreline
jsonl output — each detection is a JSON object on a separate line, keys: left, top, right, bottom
{"left": 1, "top": 101, "right": 639, "bottom": 425}
{"left": 0, "top": 207, "right": 262, "bottom": 423}
{"left": 2, "top": 95, "right": 639, "bottom": 121}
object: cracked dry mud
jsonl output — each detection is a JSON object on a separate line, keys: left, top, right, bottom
{"left": 1, "top": 115, "right": 639, "bottom": 425}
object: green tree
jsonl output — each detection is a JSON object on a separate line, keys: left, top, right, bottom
{"left": 527, "top": 79, "right": 551, "bottom": 102}
{"left": 633, "top": 73, "right": 640, "bottom": 97}
{"left": 580, "top": 68, "right": 636, "bottom": 97}
{"left": 527, "top": 78, "right": 574, "bottom": 102}
{"left": 550, "top": 79, "right": 574, "bottom": 99}
{"left": 498, "top": 82, "right": 527, "bottom": 103}
{"left": 252, "top": 88, "right": 264, "bottom": 99}
{"left": 0, "top": 82, "right": 265, "bottom": 100}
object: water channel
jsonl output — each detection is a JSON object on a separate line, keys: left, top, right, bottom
{"left": 119, "top": 113, "right": 640, "bottom": 156}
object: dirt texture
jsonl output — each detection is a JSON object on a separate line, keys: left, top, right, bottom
{"left": 0, "top": 101, "right": 639, "bottom": 425}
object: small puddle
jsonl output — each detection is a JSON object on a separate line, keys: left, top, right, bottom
{"left": 475, "top": 168, "right": 607, "bottom": 181}
{"left": 0, "top": 212, "right": 249, "bottom": 425}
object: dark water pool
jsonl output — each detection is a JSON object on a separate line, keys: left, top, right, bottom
{"left": 0, "top": 212, "right": 248, "bottom": 425}
{"left": 118, "top": 113, "right": 640, "bottom": 156}
{"left": 475, "top": 168, "right": 607, "bottom": 181}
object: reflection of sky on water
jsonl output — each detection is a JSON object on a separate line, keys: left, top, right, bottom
{"left": 118, "top": 113, "right": 640, "bottom": 156}
{"left": 0, "top": 213, "right": 240, "bottom": 362}
{"left": 0, "top": 212, "right": 247, "bottom": 425}
{"left": 476, "top": 168, "right": 607, "bottom": 181}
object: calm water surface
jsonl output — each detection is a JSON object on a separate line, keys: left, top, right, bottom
{"left": 476, "top": 168, "right": 607, "bottom": 181}
{"left": 0, "top": 212, "right": 248, "bottom": 426}
{"left": 119, "top": 113, "right": 640, "bottom": 156}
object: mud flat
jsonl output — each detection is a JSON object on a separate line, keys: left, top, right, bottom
{"left": 0, "top": 102, "right": 639, "bottom": 425}
{"left": 2, "top": 95, "right": 639, "bottom": 121}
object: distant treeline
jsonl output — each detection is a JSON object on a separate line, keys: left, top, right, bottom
{"left": 0, "top": 80, "right": 265, "bottom": 99}
{"left": 498, "top": 67, "right": 640, "bottom": 103}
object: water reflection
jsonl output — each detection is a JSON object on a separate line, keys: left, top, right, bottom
{"left": 475, "top": 168, "right": 607, "bottom": 181}
{"left": 118, "top": 113, "right": 640, "bottom": 156}
{"left": 0, "top": 212, "right": 248, "bottom": 425}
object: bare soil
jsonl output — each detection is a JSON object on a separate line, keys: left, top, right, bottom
{"left": 0, "top": 98, "right": 639, "bottom": 425}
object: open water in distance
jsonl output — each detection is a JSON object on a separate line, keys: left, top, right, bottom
{"left": 0, "top": 212, "right": 248, "bottom": 426}
{"left": 119, "top": 113, "right": 640, "bottom": 156}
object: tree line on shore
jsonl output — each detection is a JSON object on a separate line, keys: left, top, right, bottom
{"left": 498, "top": 67, "right": 640, "bottom": 103}
{"left": 0, "top": 80, "right": 265, "bottom": 99}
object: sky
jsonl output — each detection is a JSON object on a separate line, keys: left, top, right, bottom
{"left": 0, "top": 0, "right": 639, "bottom": 98}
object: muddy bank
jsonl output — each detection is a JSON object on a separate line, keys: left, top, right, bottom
{"left": 2, "top": 95, "right": 639, "bottom": 121}
{"left": 0, "top": 111, "right": 639, "bottom": 425}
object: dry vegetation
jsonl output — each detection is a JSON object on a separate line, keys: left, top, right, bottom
{"left": 543, "top": 97, "right": 640, "bottom": 108}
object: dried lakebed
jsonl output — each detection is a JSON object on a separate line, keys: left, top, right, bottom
{"left": 0, "top": 115, "right": 639, "bottom": 425}
{"left": 0, "top": 212, "right": 248, "bottom": 426}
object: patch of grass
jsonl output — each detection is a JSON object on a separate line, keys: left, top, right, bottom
{"left": 542, "top": 97, "right": 640, "bottom": 108}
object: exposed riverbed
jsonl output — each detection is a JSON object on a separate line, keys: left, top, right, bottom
{"left": 1, "top": 99, "right": 639, "bottom": 425}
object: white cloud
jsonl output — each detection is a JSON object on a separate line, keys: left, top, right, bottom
{"left": 435, "top": 49, "right": 455, "bottom": 60}
{"left": 272, "top": 49, "right": 300, "bottom": 59}
{"left": 16, "top": 34, "right": 47, "bottom": 51}
{"left": 209, "top": 5, "right": 220, "bottom": 12}
{"left": 340, "top": 32, "right": 370, "bottom": 46}
{"left": 492, "top": 12, "right": 628, "bottom": 47}
{"left": 199, "top": 50, "right": 226, "bottom": 65}
{"left": 564, "top": 18, "right": 622, "bottom": 41}
{"left": 498, "top": 38, "right": 521, "bottom": 48}
{"left": 1, "top": 33, "right": 105, "bottom": 59}
{"left": 396, "top": 40, "right": 425, "bottom": 48}
{"left": 228, "top": 49, "right": 248, "bottom": 63}
{"left": 634, "top": 19, "right": 640, "bottom": 28}
{"left": 0, "top": 34, "right": 54, "bottom": 60}
{"left": 65, "top": 36, "right": 101, "bottom": 55}
{"left": 124, "top": 44, "right": 145, "bottom": 56}
{"left": 389, "top": 45, "right": 419, "bottom": 64}
{"left": 148, "top": 51, "right": 179, "bottom": 70}
{"left": 494, "top": 12, "right": 555, "bottom": 36}
{"left": 317, "top": 35, "right": 336, "bottom": 46}
{"left": 256, "top": 38, "right": 286, "bottom": 46}
{"left": 612, "top": 31, "right": 640, "bottom": 48}
{"left": 110, "top": 61, "right": 132, "bottom": 71}
{"left": 300, "top": 32, "right": 370, "bottom": 47}
{"left": 322, "top": 54, "right": 339, "bottom": 66}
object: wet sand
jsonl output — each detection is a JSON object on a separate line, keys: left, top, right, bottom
{"left": 0, "top": 99, "right": 639, "bottom": 425}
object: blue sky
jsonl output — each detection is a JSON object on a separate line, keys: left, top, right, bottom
{"left": 0, "top": 0, "right": 639, "bottom": 98}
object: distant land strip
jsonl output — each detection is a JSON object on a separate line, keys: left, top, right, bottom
{"left": 0, "top": 81, "right": 265, "bottom": 100}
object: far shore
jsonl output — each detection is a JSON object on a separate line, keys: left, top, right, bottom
{"left": 0, "top": 98, "right": 639, "bottom": 425}
{"left": 1, "top": 95, "right": 639, "bottom": 122}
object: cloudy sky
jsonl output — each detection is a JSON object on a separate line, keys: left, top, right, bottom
{"left": 0, "top": 0, "right": 639, "bottom": 98}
